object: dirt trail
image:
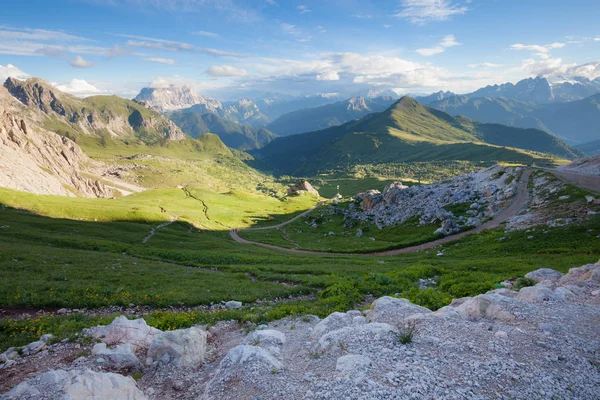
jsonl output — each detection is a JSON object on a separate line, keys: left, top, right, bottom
{"left": 230, "top": 168, "right": 600, "bottom": 256}
{"left": 230, "top": 169, "right": 533, "bottom": 256}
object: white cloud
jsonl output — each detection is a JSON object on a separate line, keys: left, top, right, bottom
{"left": 119, "top": 34, "right": 245, "bottom": 57}
{"left": 206, "top": 65, "right": 248, "bottom": 77}
{"left": 0, "top": 64, "right": 30, "bottom": 82}
{"left": 468, "top": 62, "right": 504, "bottom": 68}
{"left": 53, "top": 79, "right": 102, "bottom": 97}
{"left": 416, "top": 47, "right": 444, "bottom": 56}
{"left": 396, "top": 0, "right": 468, "bottom": 24}
{"left": 352, "top": 13, "right": 373, "bottom": 19}
{"left": 510, "top": 42, "right": 566, "bottom": 54}
{"left": 297, "top": 5, "right": 311, "bottom": 14}
{"left": 440, "top": 34, "right": 460, "bottom": 47}
{"left": 317, "top": 25, "right": 327, "bottom": 33}
{"left": 521, "top": 58, "right": 600, "bottom": 81}
{"left": 144, "top": 57, "right": 176, "bottom": 65}
{"left": 69, "top": 56, "right": 95, "bottom": 68}
{"left": 594, "top": 37, "right": 600, "bottom": 41}
{"left": 0, "top": 27, "right": 89, "bottom": 42}
{"left": 316, "top": 71, "right": 340, "bottom": 81}
{"left": 192, "top": 30, "right": 219, "bottom": 38}
{"left": 417, "top": 34, "right": 461, "bottom": 56}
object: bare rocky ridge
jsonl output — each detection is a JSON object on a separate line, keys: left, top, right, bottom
{"left": 558, "top": 154, "right": 600, "bottom": 176}
{"left": 350, "top": 165, "right": 520, "bottom": 235}
{"left": 5, "top": 77, "right": 186, "bottom": 142}
{"left": 2, "top": 262, "right": 599, "bottom": 399}
{"left": 0, "top": 86, "right": 113, "bottom": 197}
{"left": 135, "top": 86, "right": 212, "bottom": 112}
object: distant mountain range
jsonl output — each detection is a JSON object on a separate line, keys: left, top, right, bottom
{"left": 255, "top": 97, "right": 580, "bottom": 176}
{"left": 266, "top": 96, "right": 396, "bottom": 136}
{"left": 169, "top": 112, "right": 277, "bottom": 150}
{"left": 428, "top": 93, "right": 600, "bottom": 145}
{"left": 417, "top": 77, "right": 600, "bottom": 105}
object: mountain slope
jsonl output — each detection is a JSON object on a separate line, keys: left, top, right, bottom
{"left": 134, "top": 86, "right": 214, "bottom": 112}
{"left": 429, "top": 94, "right": 600, "bottom": 144}
{"left": 0, "top": 85, "right": 113, "bottom": 197}
{"left": 255, "top": 97, "right": 577, "bottom": 175}
{"left": 168, "top": 111, "right": 277, "bottom": 150}
{"left": 266, "top": 96, "right": 396, "bottom": 136}
{"left": 5, "top": 78, "right": 186, "bottom": 146}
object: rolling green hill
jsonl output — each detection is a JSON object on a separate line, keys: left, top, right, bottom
{"left": 255, "top": 97, "right": 575, "bottom": 175}
{"left": 168, "top": 111, "right": 278, "bottom": 150}
{"left": 266, "top": 96, "right": 395, "bottom": 136}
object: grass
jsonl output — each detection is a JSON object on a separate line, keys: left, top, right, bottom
{"left": 1, "top": 178, "right": 599, "bottom": 352}
{"left": 240, "top": 203, "right": 440, "bottom": 253}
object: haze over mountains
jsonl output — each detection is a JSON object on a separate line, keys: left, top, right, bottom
{"left": 255, "top": 97, "right": 580, "bottom": 176}
{"left": 130, "top": 75, "right": 600, "bottom": 156}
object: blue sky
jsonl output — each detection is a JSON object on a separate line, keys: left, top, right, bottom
{"left": 1, "top": 0, "right": 599, "bottom": 100}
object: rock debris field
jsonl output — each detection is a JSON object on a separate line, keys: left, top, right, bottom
{"left": 2, "top": 261, "right": 600, "bottom": 399}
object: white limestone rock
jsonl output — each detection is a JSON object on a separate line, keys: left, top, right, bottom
{"left": 85, "top": 316, "right": 161, "bottom": 351}
{"left": 366, "top": 296, "right": 431, "bottom": 325}
{"left": 147, "top": 326, "right": 207, "bottom": 368}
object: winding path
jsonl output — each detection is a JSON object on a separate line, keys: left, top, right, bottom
{"left": 230, "top": 168, "right": 600, "bottom": 256}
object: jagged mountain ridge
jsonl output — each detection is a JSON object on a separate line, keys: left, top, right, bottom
{"left": 0, "top": 85, "right": 113, "bottom": 197}
{"left": 5, "top": 77, "right": 187, "bottom": 143}
{"left": 266, "top": 96, "right": 397, "bottom": 136}
{"left": 428, "top": 93, "right": 600, "bottom": 144}
{"left": 417, "top": 76, "right": 600, "bottom": 105}
{"left": 255, "top": 97, "right": 580, "bottom": 176}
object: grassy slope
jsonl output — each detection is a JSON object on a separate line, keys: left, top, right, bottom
{"left": 168, "top": 111, "right": 278, "bottom": 150}
{"left": 257, "top": 97, "right": 570, "bottom": 176}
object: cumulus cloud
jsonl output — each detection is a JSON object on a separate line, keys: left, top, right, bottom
{"left": 417, "top": 34, "right": 461, "bottom": 56}
{"left": 594, "top": 37, "right": 600, "bottom": 41}
{"left": 316, "top": 71, "right": 340, "bottom": 81}
{"left": 144, "top": 57, "right": 176, "bottom": 65}
{"left": 0, "top": 64, "right": 30, "bottom": 82}
{"left": 206, "top": 65, "right": 248, "bottom": 77}
{"left": 396, "top": 0, "right": 468, "bottom": 24}
{"left": 53, "top": 79, "right": 102, "bottom": 97}
{"left": 69, "top": 56, "right": 95, "bottom": 68}
{"left": 521, "top": 58, "right": 600, "bottom": 80}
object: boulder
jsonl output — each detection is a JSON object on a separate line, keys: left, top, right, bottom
{"left": 455, "top": 294, "right": 521, "bottom": 321}
{"left": 21, "top": 340, "right": 46, "bottom": 356}
{"left": 517, "top": 285, "right": 565, "bottom": 303}
{"left": 86, "top": 316, "right": 161, "bottom": 351}
{"left": 245, "top": 329, "right": 286, "bottom": 347}
{"left": 357, "top": 190, "right": 383, "bottom": 211}
{"left": 287, "top": 180, "right": 319, "bottom": 197}
{"left": 366, "top": 296, "right": 431, "bottom": 325}
{"left": 222, "top": 345, "right": 282, "bottom": 371}
{"left": 92, "top": 343, "right": 142, "bottom": 370}
{"left": 310, "top": 312, "right": 353, "bottom": 340}
{"left": 559, "top": 263, "right": 600, "bottom": 285}
{"left": 147, "top": 326, "right": 207, "bottom": 367}
{"left": 225, "top": 300, "right": 242, "bottom": 309}
{"left": 316, "top": 323, "right": 397, "bottom": 353}
{"left": 4, "top": 369, "right": 147, "bottom": 400}
{"left": 524, "top": 268, "right": 564, "bottom": 283}
{"left": 336, "top": 354, "right": 372, "bottom": 377}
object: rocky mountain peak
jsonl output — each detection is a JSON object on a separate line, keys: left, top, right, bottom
{"left": 134, "top": 86, "right": 217, "bottom": 112}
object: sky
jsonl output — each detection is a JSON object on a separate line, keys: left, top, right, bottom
{"left": 0, "top": 0, "right": 599, "bottom": 100}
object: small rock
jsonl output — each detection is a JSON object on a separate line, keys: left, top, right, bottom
{"left": 225, "top": 301, "right": 242, "bottom": 309}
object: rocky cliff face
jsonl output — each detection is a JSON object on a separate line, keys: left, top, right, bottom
{"left": 135, "top": 86, "right": 219, "bottom": 113}
{"left": 0, "top": 110, "right": 112, "bottom": 197}
{"left": 4, "top": 78, "right": 186, "bottom": 142}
